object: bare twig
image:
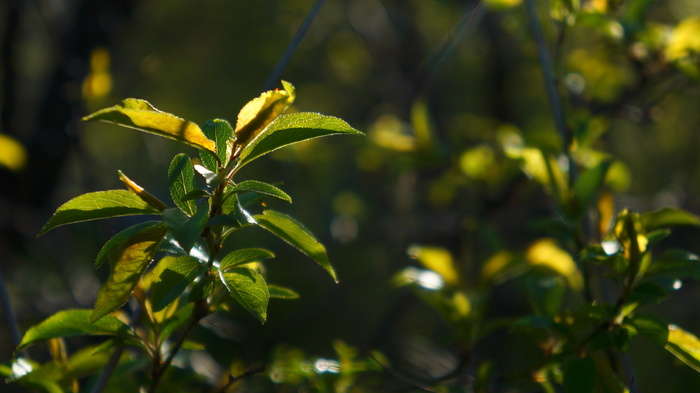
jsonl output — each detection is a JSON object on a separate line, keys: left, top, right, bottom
{"left": 213, "top": 366, "right": 265, "bottom": 393}
{"left": 262, "top": 0, "right": 327, "bottom": 91}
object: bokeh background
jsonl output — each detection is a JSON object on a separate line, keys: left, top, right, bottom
{"left": 2, "top": 0, "right": 700, "bottom": 391}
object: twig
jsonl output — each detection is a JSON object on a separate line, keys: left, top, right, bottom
{"left": 0, "top": 266, "right": 22, "bottom": 350}
{"left": 262, "top": 0, "right": 326, "bottom": 91}
{"left": 212, "top": 366, "right": 265, "bottom": 393}
{"left": 89, "top": 345, "right": 125, "bottom": 393}
{"left": 523, "top": 0, "right": 575, "bottom": 185}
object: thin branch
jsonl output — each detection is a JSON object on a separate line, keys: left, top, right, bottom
{"left": 212, "top": 366, "right": 265, "bottom": 393}
{"left": 0, "top": 266, "right": 22, "bottom": 350}
{"left": 89, "top": 345, "right": 125, "bottom": 393}
{"left": 523, "top": 0, "right": 575, "bottom": 185}
{"left": 262, "top": 0, "right": 326, "bottom": 91}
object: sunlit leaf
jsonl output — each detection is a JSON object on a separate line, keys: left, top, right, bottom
{"left": 229, "top": 180, "right": 292, "bottom": 203}
{"left": 219, "top": 267, "right": 269, "bottom": 323}
{"left": 168, "top": 154, "right": 197, "bottom": 216}
{"left": 526, "top": 239, "right": 583, "bottom": 291}
{"left": 254, "top": 210, "right": 337, "bottom": 282}
{"left": 234, "top": 80, "right": 295, "bottom": 152}
{"left": 564, "top": 356, "right": 596, "bottom": 393}
{"left": 640, "top": 208, "right": 700, "bottom": 231}
{"left": 268, "top": 284, "right": 300, "bottom": 299}
{"left": 91, "top": 226, "right": 167, "bottom": 322}
{"left": 118, "top": 170, "right": 168, "bottom": 211}
{"left": 0, "top": 133, "right": 27, "bottom": 172}
{"left": 83, "top": 98, "right": 215, "bottom": 152}
{"left": 18, "top": 309, "right": 135, "bottom": 351}
{"left": 151, "top": 255, "right": 205, "bottom": 312}
{"left": 665, "top": 324, "right": 700, "bottom": 372}
{"left": 95, "top": 221, "right": 165, "bottom": 268}
{"left": 39, "top": 190, "right": 162, "bottom": 236}
{"left": 201, "top": 118, "right": 234, "bottom": 169}
{"left": 406, "top": 245, "right": 459, "bottom": 286}
{"left": 237, "top": 112, "right": 363, "bottom": 169}
{"left": 219, "top": 248, "right": 275, "bottom": 271}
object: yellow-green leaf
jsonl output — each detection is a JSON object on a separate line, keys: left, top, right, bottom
{"left": 526, "top": 238, "right": 583, "bottom": 291}
{"left": 91, "top": 226, "right": 167, "bottom": 322}
{"left": 83, "top": 98, "right": 215, "bottom": 152}
{"left": 665, "top": 324, "right": 700, "bottom": 373}
{"left": 233, "top": 81, "right": 295, "bottom": 152}
{"left": 118, "top": 170, "right": 168, "bottom": 211}
{"left": 39, "top": 190, "right": 162, "bottom": 236}
{"left": 219, "top": 267, "right": 269, "bottom": 323}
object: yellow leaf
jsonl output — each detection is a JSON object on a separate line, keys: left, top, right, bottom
{"left": 83, "top": 98, "right": 215, "bottom": 152}
{"left": 407, "top": 245, "right": 460, "bottom": 286}
{"left": 118, "top": 170, "right": 168, "bottom": 212}
{"left": 526, "top": 239, "right": 583, "bottom": 291}
{"left": 234, "top": 80, "right": 295, "bottom": 151}
{"left": 666, "top": 16, "right": 700, "bottom": 61}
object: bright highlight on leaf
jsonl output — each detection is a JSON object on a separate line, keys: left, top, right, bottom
{"left": 526, "top": 239, "right": 583, "bottom": 291}
{"left": 407, "top": 245, "right": 460, "bottom": 286}
{"left": 39, "top": 190, "right": 162, "bottom": 236}
{"left": 234, "top": 80, "right": 296, "bottom": 151}
{"left": 118, "top": 170, "right": 168, "bottom": 212}
{"left": 666, "top": 324, "right": 700, "bottom": 372}
{"left": 83, "top": 98, "right": 215, "bottom": 152}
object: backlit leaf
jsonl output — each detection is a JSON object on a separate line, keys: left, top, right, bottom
{"left": 118, "top": 170, "right": 168, "bottom": 211}
{"left": 526, "top": 239, "right": 583, "bottom": 291}
{"left": 219, "top": 248, "right": 275, "bottom": 271}
{"left": 268, "top": 285, "right": 300, "bottom": 299}
{"left": 168, "top": 154, "right": 197, "bottom": 216}
{"left": 254, "top": 210, "right": 337, "bottom": 282}
{"left": 201, "top": 118, "right": 234, "bottom": 169}
{"left": 91, "top": 226, "right": 167, "bottom": 322}
{"left": 237, "top": 112, "right": 363, "bottom": 169}
{"left": 83, "top": 98, "right": 215, "bottom": 152}
{"left": 407, "top": 245, "right": 459, "bottom": 286}
{"left": 665, "top": 324, "right": 700, "bottom": 373}
{"left": 234, "top": 80, "right": 295, "bottom": 152}
{"left": 219, "top": 267, "right": 269, "bottom": 323}
{"left": 18, "top": 309, "right": 135, "bottom": 351}
{"left": 229, "top": 180, "right": 291, "bottom": 203}
{"left": 39, "top": 190, "right": 162, "bottom": 236}
{"left": 640, "top": 208, "right": 700, "bottom": 231}
{"left": 151, "top": 256, "right": 205, "bottom": 312}
{"left": 95, "top": 221, "right": 166, "bottom": 268}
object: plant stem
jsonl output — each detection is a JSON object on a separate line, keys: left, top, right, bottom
{"left": 89, "top": 345, "right": 125, "bottom": 393}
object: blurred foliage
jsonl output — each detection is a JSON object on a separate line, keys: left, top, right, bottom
{"left": 3, "top": 0, "right": 700, "bottom": 392}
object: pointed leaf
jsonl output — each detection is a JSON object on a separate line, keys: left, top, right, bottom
{"left": 163, "top": 204, "right": 209, "bottom": 253}
{"left": 168, "top": 154, "right": 197, "bottom": 216}
{"left": 151, "top": 256, "right": 205, "bottom": 312}
{"left": 630, "top": 313, "right": 668, "bottom": 346}
{"left": 665, "top": 325, "right": 700, "bottom": 372}
{"left": 572, "top": 160, "right": 612, "bottom": 217}
{"left": 268, "top": 284, "right": 300, "bottom": 299}
{"left": 118, "top": 170, "right": 168, "bottom": 211}
{"left": 219, "top": 267, "right": 269, "bottom": 323}
{"left": 254, "top": 210, "right": 337, "bottom": 282}
{"left": 219, "top": 248, "right": 275, "bottom": 271}
{"left": 39, "top": 190, "right": 161, "bottom": 236}
{"left": 95, "top": 221, "right": 166, "bottom": 268}
{"left": 18, "top": 309, "right": 135, "bottom": 351}
{"left": 201, "top": 118, "right": 234, "bottom": 170}
{"left": 91, "top": 226, "right": 167, "bottom": 322}
{"left": 234, "top": 81, "right": 295, "bottom": 152}
{"left": 641, "top": 208, "right": 700, "bottom": 231}
{"left": 83, "top": 98, "right": 215, "bottom": 152}
{"left": 237, "top": 112, "right": 363, "bottom": 169}
{"left": 229, "top": 180, "right": 291, "bottom": 203}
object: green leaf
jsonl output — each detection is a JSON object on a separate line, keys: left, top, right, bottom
{"left": 219, "top": 267, "right": 269, "bottom": 323}
{"left": 201, "top": 118, "right": 234, "bottom": 169}
{"left": 647, "top": 249, "right": 700, "bottom": 279}
{"left": 564, "top": 356, "right": 596, "bottom": 393}
{"left": 18, "top": 309, "right": 135, "bottom": 351}
{"left": 630, "top": 313, "right": 668, "bottom": 346}
{"left": 181, "top": 189, "right": 211, "bottom": 202}
{"left": 160, "top": 302, "right": 195, "bottom": 341}
{"left": 526, "top": 274, "right": 564, "bottom": 316}
{"left": 118, "top": 170, "right": 169, "bottom": 211}
{"left": 254, "top": 210, "right": 337, "bottom": 282}
{"left": 572, "top": 160, "right": 612, "bottom": 217}
{"left": 83, "top": 98, "right": 215, "bottom": 152}
{"left": 168, "top": 154, "right": 197, "bottom": 216}
{"left": 95, "top": 221, "right": 166, "bottom": 268}
{"left": 268, "top": 284, "right": 300, "bottom": 299}
{"left": 39, "top": 190, "right": 161, "bottom": 236}
{"left": 665, "top": 324, "right": 700, "bottom": 373}
{"left": 233, "top": 81, "right": 296, "bottom": 152}
{"left": 641, "top": 208, "right": 700, "bottom": 231}
{"left": 151, "top": 256, "right": 205, "bottom": 312}
{"left": 91, "top": 226, "right": 167, "bottom": 322}
{"left": 237, "top": 112, "right": 363, "bottom": 169}
{"left": 229, "top": 180, "right": 292, "bottom": 203}
{"left": 163, "top": 204, "right": 209, "bottom": 253}
{"left": 219, "top": 248, "right": 275, "bottom": 271}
